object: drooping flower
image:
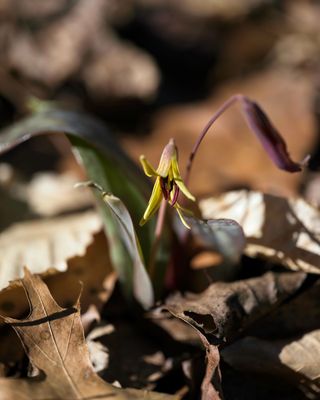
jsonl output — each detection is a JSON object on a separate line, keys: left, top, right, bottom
{"left": 140, "top": 138, "right": 195, "bottom": 228}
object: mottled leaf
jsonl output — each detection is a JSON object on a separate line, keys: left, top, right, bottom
{"left": 0, "top": 109, "right": 159, "bottom": 300}
{"left": 82, "top": 183, "right": 154, "bottom": 309}
{"left": 187, "top": 217, "right": 245, "bottom": 272}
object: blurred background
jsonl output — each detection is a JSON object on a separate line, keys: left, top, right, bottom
{"left": 1, "top": 3, "right": 320, "bottom": 399}
{"left": 0, "top": 0, "right": 320, "bottom": 200}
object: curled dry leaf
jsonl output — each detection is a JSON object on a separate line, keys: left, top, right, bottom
{"left": 0, "top": 211, "right": 102, "bottom": 291}
{"left": 164, "top": 271, "right": 306, "bottom": 341}
{"left": 240, "top": 97, "right": 302, "bottom": 173}
{"left": 0, "top": 269, "right": 178, "bottom": 400}
{"left": 222, "top": 330, "right": 320, "bottom": 398}
{"left": 200, "top": 190, "right": 320, "bottom": 274}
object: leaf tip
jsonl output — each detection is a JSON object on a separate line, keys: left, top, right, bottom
{"left": 241, "top": 97, "right": 302, "bottom": 173}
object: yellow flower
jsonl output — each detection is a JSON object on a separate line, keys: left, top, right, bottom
{"left": 139, "top": 138, "right": 195, "bottom": 228}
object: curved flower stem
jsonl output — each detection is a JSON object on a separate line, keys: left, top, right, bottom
{"left": 184, "top": 94, "right": 244, "bottom": 185}
{"left": 148, "top": 198, "right": 167, "bottom": 280}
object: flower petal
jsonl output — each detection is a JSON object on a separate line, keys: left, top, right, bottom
{"left": 140, "top": 155, "right": 158, "bottom": 177}
{"left": 139, "top": 177, "right": 163, "bottom": 226}
{"left": 156, "top": 139, "right": 176, "bottom": 177}
{"left": 174, "top": 203, "right": 191, "bottom": 229}
{"left": 171, "top": 157, "right": 196, "bottom": 201}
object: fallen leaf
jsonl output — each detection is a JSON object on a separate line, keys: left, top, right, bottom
{"left": 200, "top": 190, "right": 320, "bottom": 274}
{"left": 87, "top": 324, "right": 113, "bottom": 374}
{"left": 222, "top": 330, "right": 320, "bottom": 398}
{"left": 161, "top": 301, "right": 222, "bottom": 399}
{"left": 247, "top": 279, "right": 320, "bottom": 339}
{"left": 0, "top": 232, "right": 115, "bottom": 318}
{"left": 159, "top": 272, "right": 307, "bottom": 399}
{"left": 26, "top": 172, "right": 94, "bottom": 216}
{"left": 81, "top": 33, "right": 160, "bottom": 100}
{"left": 81, "top": 304, "right": 100, "bottom": 335}
{"left": 0, "top": 186, "right": 34, "bottom": 231}
{"left": 0, "top": 231, "right": 116, "bottom": 364}
{"left": 164, "top": 271, "right": 306, "bottom": 341}
{"left": 87, "top": 339, "right": 109, "bottom": 374}
{"left": 0, "top": 269, "right": 178, "bottom": 400}
{"left": 8, "top": 0, "right": 111, "bottom": 87}
{"left": 0, "top": 211, "right": 102, "bottom": 291}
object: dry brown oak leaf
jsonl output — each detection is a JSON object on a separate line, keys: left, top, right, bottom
{"left": 0, "top": 268, "right": 177, "bottom": 400}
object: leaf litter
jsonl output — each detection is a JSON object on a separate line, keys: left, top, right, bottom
{"left": 1, "top": 117, "right": 319, "bottom": 398}
{"left": 0, "top": 43, "right": 318, "bottom": 400}
{"left": 2, "top": 2, "right": 320, "bottom": 398}
{"left": 0, "top": 268, "right": 178, "bottom": 400}
{"left": 200, "top": 189, "right": 320, "bottom": 274}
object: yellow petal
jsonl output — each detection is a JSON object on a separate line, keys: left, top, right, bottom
{"left": 175, "top": 203, "right": 194, "bottom": 216}
{"left": 156, "top": 139, "right": 176, "bottom": 177}
{"left": 140, "top": 155, "right": 158, "bottom": 177}
{"left": 174, "top": 204, "right": 191, "bottom": 229}
{"left": 171, "top": 157, "right": 195, "bottom": 201}
{"left": 139, "top": 177, "right": 162, "bottom": 226}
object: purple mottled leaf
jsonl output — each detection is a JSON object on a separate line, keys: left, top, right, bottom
{"left": 187, "top": 217, "right": 246, "bottom": 266}
{"left": 241, "top": 97, "right": 301, "bottom": 172}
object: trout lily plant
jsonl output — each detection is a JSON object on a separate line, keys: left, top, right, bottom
{"left": 0, "top": 94, "right": 306, "bottom": 309}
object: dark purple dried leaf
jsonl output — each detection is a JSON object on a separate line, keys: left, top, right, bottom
{"left": 241, "top": 97, "right": 302, "bottom": 172}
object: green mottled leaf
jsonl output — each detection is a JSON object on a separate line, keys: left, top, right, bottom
{"left": 101, "top": 190, "right": 154, "bottom": 309}
{"left": 0, "top": 109, "right": 158, "bottom": 300}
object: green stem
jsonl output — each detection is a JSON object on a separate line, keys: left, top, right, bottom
{"left": 148, "top": 198, "right": 167, "bottom": 281}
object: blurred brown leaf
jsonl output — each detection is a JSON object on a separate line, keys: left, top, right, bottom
{"left": 0, "top": 269, "right": 178, "bottom": 400}
{"left": 8, "top": 0, "right": 110, "bottom": 87}
{"left": 164, "top": 271, "right": 306, "bottom": 341}
{"left": 200, "top": 190, "right": 320, "bottom": 274}
{"left": 222, "top": 330, "right": 320, "bottom": 398}
{"left": 5, "top": 0, "right": 160, "bottom": 100}
{"left": 25, "top": 172, "right": 94, "bottom": 216}
{"left": 0, "top": 211, "right": 102, "bottom": 290}
{"left": 246, "top": 279, "right": 320, "bottom": 340}
{"left": 0, "top": 231, "right": 116, "bottom": 364}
